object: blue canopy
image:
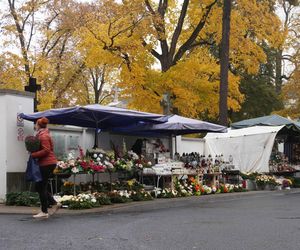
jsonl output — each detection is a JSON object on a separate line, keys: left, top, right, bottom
{"left": 111, "top": 114, "right": 227, "bottom": 135}
{"left": 20, "top": 104, "right": 167, "bottom": 129}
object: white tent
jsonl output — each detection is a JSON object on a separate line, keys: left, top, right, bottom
{"left": 204, "top": 126, "right": 284, "bottom": 173}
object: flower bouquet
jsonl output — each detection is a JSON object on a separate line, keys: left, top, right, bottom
{"left": 282, "top": 179, "right": 293, "bottom": 189}
{"left": 68, "top": 193, "right": 99, "bottom": 209}
{"left": 92, "top": 192, "right": 112, "bottom": 205}
{"left": 157, "top": 188, "right": 178, "bottom": 198}
{"left": 107, "top": 190, "right": 132, "bottom": 203}
{"left": 24, "top": 135, "right": 40, "bottom": 152}
{"left": 255, "top": 175, "right": 279, "bottom": 190}
{"left": 130, "top": 190, "right": 153, "bottom": 201}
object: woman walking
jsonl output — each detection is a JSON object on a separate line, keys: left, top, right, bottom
{"left": 31, "top": 117, "right": 59, "bottom": 218}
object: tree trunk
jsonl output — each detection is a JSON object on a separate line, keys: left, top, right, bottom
{"left": 219, "top": 0, "right": 232, "bottom": 126}
{"left": 275, "top": 49, "right": 283, "bottom": 94}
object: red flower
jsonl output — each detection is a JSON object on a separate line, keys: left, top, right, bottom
{"left": 80, "top": 161, "right": 89, "bottom": 170}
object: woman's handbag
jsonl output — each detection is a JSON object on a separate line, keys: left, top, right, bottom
{"left": 26, "top": 156, "right": 42, "bottom": 182}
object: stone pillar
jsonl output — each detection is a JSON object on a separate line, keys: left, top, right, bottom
{"left": 0, "top": 89, "right": 34, "bottom": 201}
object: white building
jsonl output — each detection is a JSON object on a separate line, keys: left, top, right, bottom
{"left": 0, "top": 89, "right": 34, "bottom": 201}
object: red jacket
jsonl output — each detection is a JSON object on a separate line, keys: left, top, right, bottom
{"left": 31, "top": 129, "right": 57, "bottom": 167}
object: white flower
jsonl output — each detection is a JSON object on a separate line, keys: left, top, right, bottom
{"left": 206, "top": 187, "right": 212, "bottom": 194}
{"left": 96, "top": 157, "right": 101, "bottom": 162}
{"left": 68, "top": 159, "right": 75, "bottom": 167}
{"left": 58, "top": 195, "right": 74, "bottom": 202}
{"left": 93, "top": 154, "right": 98, "bottom": 159}
{"left": 91, "top": 198, "right": 96, "bottom": 203}
{"left": 172, "top": 190, "right": 178, "bottom": 196}
{"left": 99, "top": 154, "right": 103, "bottom": 157}
{"left": 67, "top": 151, "right": 75, "bottom": 160}
{"left": 147, "top": 162, "right": 152, "bottom": 166}
{"left": 71, "top": 167, "right": 79, "bottom": 173}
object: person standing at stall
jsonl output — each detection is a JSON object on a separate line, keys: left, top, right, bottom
{"left": 31, "top": 117, "right": 59, "bottom": 218}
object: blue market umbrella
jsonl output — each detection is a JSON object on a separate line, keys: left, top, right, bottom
{"left": 20, "top": 104, "right": 167, "bottom": 147}
{"left": 112, "top": 114, "right": 227, "bottom": 154}
{"left": 112, "top": 114, "right": 227, "bottom": 135}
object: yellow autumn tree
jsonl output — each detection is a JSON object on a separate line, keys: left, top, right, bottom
{"left": 279, "top": 68, "right": 300, "bottom": 119}
{"left": 0, "top": 0, "right": 89, "bottom": 110}
{"left": 275, "top": 0, "right": 300, "bottom": 118}
{"left": 114, "top": 0, "right": 281, "bottom": 118}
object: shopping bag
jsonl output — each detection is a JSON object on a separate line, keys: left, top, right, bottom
{"left": 25, "top": 156, "right": 42, "bottom": 182}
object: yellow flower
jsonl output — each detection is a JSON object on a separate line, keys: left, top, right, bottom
{"left": 53, "top": 168, "right": 60, "bottom": 174}
{"left": 127, "top": 180, "right": 133, "bottom": 187}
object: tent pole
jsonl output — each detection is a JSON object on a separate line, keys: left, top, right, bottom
{"left": 170, "top": 134, "right": 175, "bottom": 160}
{"left": 93, "top": 127, "right": 99, "bottom": 149}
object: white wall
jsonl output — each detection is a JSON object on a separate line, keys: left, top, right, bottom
{"left": 6, "top": 94, "right": 34, "bottom": 172}
{"left": 50, "top": 127, "right": 170, "bottom": 158}
{"left": 0, "top": 96, "right": 7, "bottom": 201}
{"left": 0, "top": 90, "right": 34, "bottom": 200}
{"left": 175, "top": 136, "right": 205, "bottom": 155}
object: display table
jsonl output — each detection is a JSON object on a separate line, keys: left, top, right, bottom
{"left": 203, "top": 172, "right": 222, "bottom": 186}
{"left": 54, "top": 172, "right": 102, "bottom": 196}
{"left": 142, "top": 164, "right": 203, "bottom": 191}
{"left": 222, "top": 169, "right": 241, "bottom": 184}
{"left": 171, "top": 169, "right": 203, "bottom": 191}
{"left": 269, "top": 171, "right": 297, "bottom": 177}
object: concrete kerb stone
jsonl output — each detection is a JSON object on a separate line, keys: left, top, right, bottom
{"left": 0, "top": 189, "right": 299, "bottom": 216}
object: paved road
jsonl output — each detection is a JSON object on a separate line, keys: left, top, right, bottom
{"left": 0, "top": 191, "right": 300, "bottom": 250}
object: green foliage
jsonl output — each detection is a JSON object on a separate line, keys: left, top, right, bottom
{"left": 289, "top": 177, "right": 300, "bottom": 188}
{"left": 107, "top": 192, "right": 132, "bottom": 203}
{"left": 68, "top": 200, "right": 99, "bottom": 210}
{"left": 231, "top": 76, "right": 283, "bottom": 122}
{"left": 240, "top": 172, "right": 260, "bottom": 181}
{"left": 231, "top": 43, "right": 283, "bottom": 122}
{"left": 5, "top": 192, "right": 40, "bottom": 207}
{"left": 60, "top": 183, "right": 80, "bottom": 195}
{"left": 130, "top": 191, "right": 153, "bottom": 201}
{"left": 94, "top": 193, "right": 112, "bottom": 205}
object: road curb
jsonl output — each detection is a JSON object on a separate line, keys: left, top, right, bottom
{"left": 1, "top": 188, "right": 299, "bottom": 216}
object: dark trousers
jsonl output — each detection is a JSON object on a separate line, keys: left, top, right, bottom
{"left": 36, "top": 165, "right": 56, "bottom": 213}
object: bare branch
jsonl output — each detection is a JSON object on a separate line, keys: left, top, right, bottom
{"left": 53, "top": 63, "right": 86, "bottom": 107}
{"left": 144, "top": 0, "right": 156, "bottom": 15}
{"left": 26, "top": 12, "right": 35, "bottom": 51}
{"left": 169, "top": 0, "right": 189, "bottom": 60}
{"left": 51, "top": 35, "right": 69, "bottom": 88}
{"left": 173, "top": 0, "right": 217, "bottom": 65}
{"left": 42, "top": 30, "right": 64, "bottom": 56}
{"left": 142, "top": 39, "right": 161, "bottom": 60}
{"left": 99, "top": 93, "right": 113, "bottom": 104}
{"left": 8, "top": 0, "right": 31, "bottom": 77}
{"left": 158, "top": 0, "right": 168, "bottom": 18}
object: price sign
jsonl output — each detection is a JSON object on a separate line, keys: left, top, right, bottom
{"left": 17, "top": 127, "right": 25, "bottom": 141}
{"left": 17, "top": 113, "right": 24, "bottom": 127}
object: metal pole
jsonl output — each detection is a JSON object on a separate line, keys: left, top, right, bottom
{"left": 93, "top": 128, "right": 98, "bottom": 149}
